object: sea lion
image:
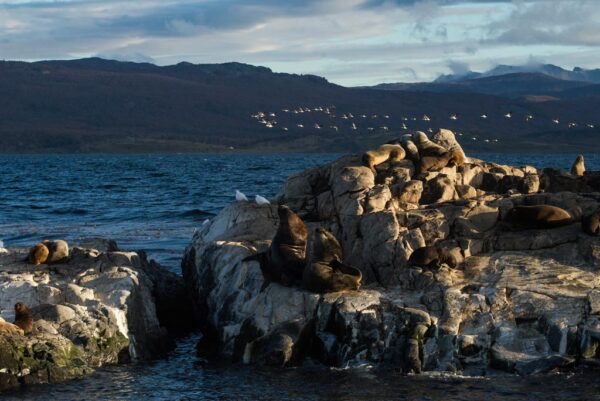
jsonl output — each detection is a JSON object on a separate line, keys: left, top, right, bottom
{"left": 412, "top": 131, "right": 447, "bottom": 157}
{"left": 14, "top": 302, "right": 33, "bottom": 334}
{"left": 503, "top": 205, "right": 573, "bottom": 229}
{"left": 0, "top": 319, "right": 24, "bottom": 336}
{"left": 245, "top": 205, "right": 308, "bottom": 288}
{"left": 302, "top": 228, "right": 362, "bottom": 293}
{"left": 582, "top": 209, "right": 600, "bottom": 236}
{"left": 27, "top": 243, "right": 49, "bottom": 265}
{"left": 408, "top": 246, "right": 461, "bottom": 269}
{"left": 398, "top": 136, "right": 420, "bottom": 162}
{"left": 42, "top": 239, "right": 69, "bottom": 263}
{"left": 362, "top": 144, "right": 406, "bottom": 173}
{"left": 571, "top": 155, "right": 585, "bottom": 177}
{"left": 418, "top": 149, "right": 464, "bottom": 174}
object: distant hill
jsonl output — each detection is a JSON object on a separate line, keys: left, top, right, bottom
{"left": 0, "top": 58, "right": 599, "bottom": 153}
{"left": 434, "top": 63, "right": 600, "bottom": 84}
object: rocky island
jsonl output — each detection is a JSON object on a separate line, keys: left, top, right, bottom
{"left": 0, "top": 240, "right": 188, "bottom": 392}
{"left": 183, "top": 129, "right": 600, "bottom": 376}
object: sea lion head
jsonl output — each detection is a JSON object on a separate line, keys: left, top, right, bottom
{"left": 313, "top": 228, "right": 343, "bottom": 263}
{"left": 577, "top": 154, "right": 584, "bottom": 163}
{"left": 14, "top": 302, "right": 30, "bottom": 316}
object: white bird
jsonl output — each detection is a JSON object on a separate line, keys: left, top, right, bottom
{"left": 526, "top": 114, "right": 534, "bottom": 121}
{"left": 484, "top": 139, "right": 490, "bottom": 143}
{"left": 282, "top": 127, "right": 288, "bottom": 131}
{"left": 235, "top": 190, "right": 248, "bottom": 202}
{"left": 422, "top": 114, "right": 431, "bottom": 121}
{"left": 368, "top": 127, "right": 374, "bottom": 131}
{"left": 361, "top": 114, "right": 367, "bottom": 118}
{"left": 428, "top": 128, "right": 433, "bottom": 133}
{"left": 202, "top": 219, "right": 210, "bottom": 226}
{"left": 0, "top": 240, "right": 7, "bottom": 254}
{"left": 480, "top": 114, "right": 488, "bottom": 119}
{"left": 553, "top": 118, "right": 560, "bottom": 124}
{"left": 588, "top": 124, "right": 595, "bottom": 128}
{"left": 401, "top": 123, "right": 408, "bottom": 130}
{"left": 504, "top": 112, "right": 512, "bottom": 118}
{"left": 255, "top": 195, "right": 270, "bottom": 205}
{"left": 472, "top": 137, "right": 477, "bottom": 141}
{"left": 330, "top": 125, "right": 339, "bottom": 131}
{"left": 269, "top": 112, "right": 276, "bottom": 117}
{"left": 384, "top": 115, "right": 390, "bottom": 119}
{"left": 314, "top": 123, "right": 322, "bottom": 129}
{"left": 351, "top": 122, "right": 357, "bottom": 130}
{"left": 380, "top": 126, "right": 389, "bottom": 131}
{"left": 297, "top": 124, "right": 304, "bottom": 128}
{"left": 450, "top": 114, "right": 458, "bottom": 120}
{"left": 568, "top": 122, "right": 578, "bottom": 128}
{"left": 282, "top": 109, "right": 289, "bottom": 113}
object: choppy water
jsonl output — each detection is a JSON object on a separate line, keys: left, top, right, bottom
{"left": 2, "top": 152, "right": 600, "bottom": 400}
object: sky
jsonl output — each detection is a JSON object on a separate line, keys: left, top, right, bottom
{"left": 0, "top": 0, "right": 599, "bottom": 86}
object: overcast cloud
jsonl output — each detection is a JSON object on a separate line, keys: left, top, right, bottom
{"left": 0, "top": 0, "right": 598, "bottom": 85}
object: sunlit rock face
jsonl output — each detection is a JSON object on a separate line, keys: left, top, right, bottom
{"left": 0, "top": 243, "right": 173, "bottom": 392}
{"left": 184, "top": 129, "right": 600, "bottom": 375}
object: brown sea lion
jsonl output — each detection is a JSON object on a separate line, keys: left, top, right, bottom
{"left": 42, "top": 239, "right": 69, "bottom": 263}
{"left": 14, "top": 302, "right": 33, "bottom": 334}
{"left": 582, "top": 209, "right": 600, "bottom": 236}
{"left": 362, "top": 144, "right": 406, "bottom": 173}
{"left": 503, "top": 205, "right": 573, "bottom": 229}
{"left": 245, "top": 205, "right": 308, "bottom": 288}
{"left": 408, "top": 246, "right": 461, "bottom": 269}
{"left": 0, "top": 319, "right": 24, "bottom": 336}
{"left": 27, "top": 243, "right": 49, "bottom": 265}
{"left": 302, "top": 228, "right": 362, "bottom": 293}
{"left": 412, "top": 131, "right": 447, "bottom": 157}
{"left": 571, "top": 155, "right": 585, "bottom": 177}
{"left": 418, "top": 149, "right": 464, "bottom": 174}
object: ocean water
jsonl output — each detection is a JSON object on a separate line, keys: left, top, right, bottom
{"left": 2, "top": 152, "right": 600, "bottom": 400}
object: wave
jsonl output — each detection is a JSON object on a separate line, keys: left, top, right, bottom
{"left": 177, "top": 209, "right": 215, "bottom": 218}
{"left": 52, "top": 207, "right": 88, "bottom": 215}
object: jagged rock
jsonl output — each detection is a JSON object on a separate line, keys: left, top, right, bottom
{"left": 185, "top": 139, "right": 600, "bottom": 378}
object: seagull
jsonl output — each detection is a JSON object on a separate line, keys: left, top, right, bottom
{"left": 368, "top": 127, "right": 374, "bottom": 131}
{"left": 282, "top": 127, "right": 288, "bottom": 131}
{"left": 351, "top": 122, "right": 357, "bottom": 130}
{"left": 450, "top": 114, "right": 458, "bottom": 121}
{"left": 401, "top": 123, "right": 408, "bottom": 130}
{"left": 588, "top": 124, "right": 595, "bottom": 128}
{"left": 361, "top": 114, "right": 367, "bottom": 118}
{"left": 297, "top": 124, "right": 304, "bottom": 128}
{"left": 568, "top": 122, "right": 578, "bottom": 128}
{"left": 380, "top": 126, "right": 389, "bottom": 131}
{"left": 314, "top": 123, "right": 322, "bottom": 129}
{"left": 202, "top": 219, "right": 210, "bottom": 226}
{"left": 552, "top": 119, "right": 560, "bottom": 124}
{"left": 428, "top": 128, "right": 433, "bottom": 133}
{"left": 472, "top": 137, "right": 477, "bottom": 141}
{"left": 422, "top": 114, "right": 431, "bottom": 121}
{"left": 480, "top": 114, "right": 488, "bottom": 119}
{"left": 282, "top": 109, "right": 289, "bottom": 113}
{"left": 484, "top": 139, "right": 490, "bottom": 143}
{"left": 384, "top": 115, "right": 390, "bottom": 119}
{"left": 330, "top": 125, "right": 339, "bottom": 131}
{"left": 255, "top": 195, "right": 270, "bottom": 205}
{"left": 526, "top": 114, "right": 534, "bottom": 121}
{"left": 235, "top": 190, "right": 248, "bottom": 202}
{"left": 504, "top": 112, "right": 512, "bottom": 118}
{"left": 269, "top": 112, "right": 276, "bottom": 117}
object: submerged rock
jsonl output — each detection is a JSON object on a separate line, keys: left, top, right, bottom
{"left": 0, "top": 243, "right": 177, "bottom": 392}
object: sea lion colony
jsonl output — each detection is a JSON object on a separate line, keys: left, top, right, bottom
{"left": 249, "top": 130, "right": 597, "bottom": 288}
{"left": 1, "top": 239, "right": 71, "bottom": 336}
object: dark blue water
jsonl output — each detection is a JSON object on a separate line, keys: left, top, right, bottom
{"left": 2, "top": 152, "right": 600, "bottom": 400}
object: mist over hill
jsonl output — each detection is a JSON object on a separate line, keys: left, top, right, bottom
{"left": 1, "top": 58, "right": 599, "bottom": 153}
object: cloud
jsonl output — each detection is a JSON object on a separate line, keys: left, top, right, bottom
{"left": 0, "top": 0, "right": 599, "bottom": 86}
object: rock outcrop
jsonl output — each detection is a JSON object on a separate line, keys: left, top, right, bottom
{"left": 183, "top": 129, "right": 600, "bottom": 376}
{"left": 0, "top": 243, "right": 175, "bottom": 392}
